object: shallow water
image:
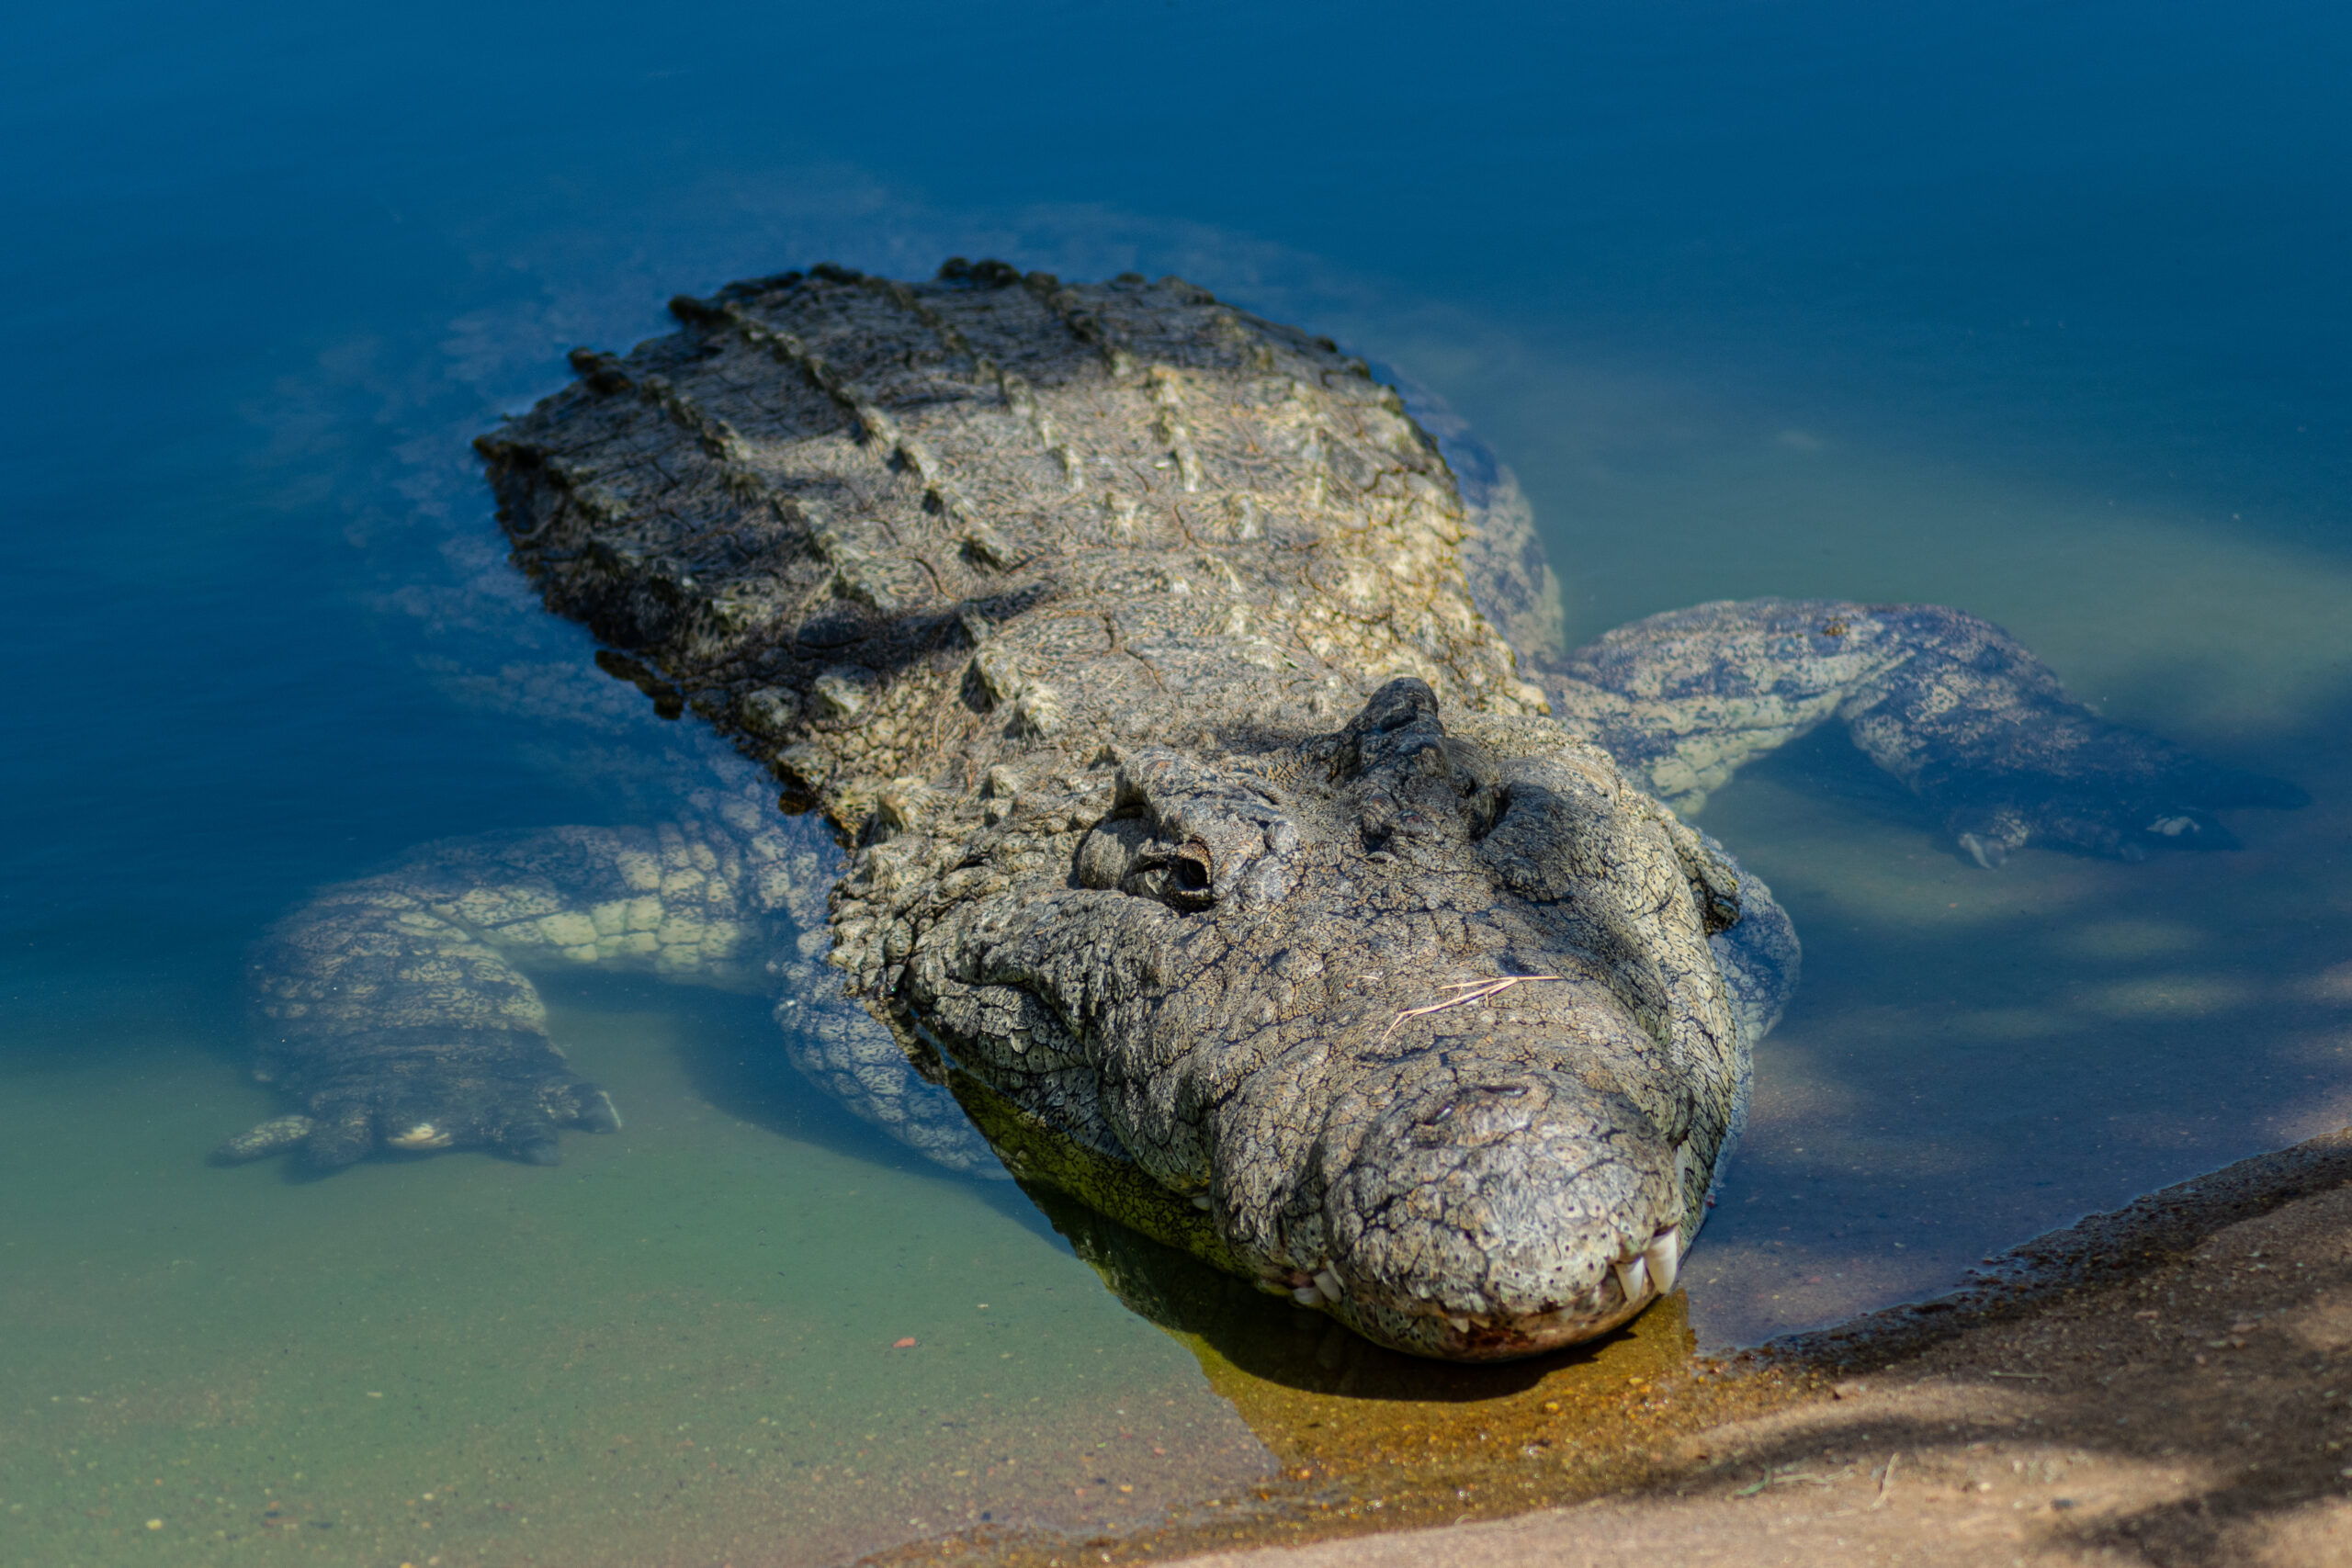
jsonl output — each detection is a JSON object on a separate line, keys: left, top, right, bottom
{"left": 6, "top": 2, "right": 2349, "bottom": 1562}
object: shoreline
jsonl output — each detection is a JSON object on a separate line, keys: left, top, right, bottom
{"left": 882, "top": 1124, "right": 2352, "bottom": 1567}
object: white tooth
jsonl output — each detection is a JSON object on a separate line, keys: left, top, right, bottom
{"left": 1645, "top": 1227, "right": 1681, "bottom": 1295}
{"left": 1447, "top": 1315, "right": 1471, "bottom": 1333}
{"left": 1614, "top": 1254, "right": 1650, "bottom": 1304}
{"left": 1292, "top": 1286, "right": 1323, "bottom": 1306}
{"left": 1190, "top": 1192, "right": 1213, "bottom": 1211}
{"left": 1314, "top": 1269, "right": 1344, "bottom": 1303}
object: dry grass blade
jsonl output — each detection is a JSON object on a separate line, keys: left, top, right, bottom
{"left": 1378, "top": 975, "right": 1564, "bottom": 1043}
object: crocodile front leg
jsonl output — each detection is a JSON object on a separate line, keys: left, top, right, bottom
{"left": 1543, "top": 597, "right": 2306, "bottom": 863}
{"left": 226, "top": 811, "right": 995, "bottom": 1172}
{"left": 230, "top": 835, "right": 639, "bottom": 1168}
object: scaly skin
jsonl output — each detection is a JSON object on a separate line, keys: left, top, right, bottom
{"left": 223, "top": 264, "right": 2297, "bottom": 1359}
{"left": 1539, "top": 597, "right": 2307, "bottom": 865}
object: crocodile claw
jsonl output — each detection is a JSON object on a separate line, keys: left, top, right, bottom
{"left": 210, "top": 1114, "right": 317, "bottom": 1163}
{"left": 212, "top": 1071, "right": 621, "bottom": 1170}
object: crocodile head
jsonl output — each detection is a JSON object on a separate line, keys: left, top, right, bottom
{"left": 907, "top": 678, "right": 1746, "bottom": 1360}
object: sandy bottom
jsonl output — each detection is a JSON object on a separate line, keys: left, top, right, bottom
{"left": 0, "top": 977, "right": 1272, "bottom": 1568}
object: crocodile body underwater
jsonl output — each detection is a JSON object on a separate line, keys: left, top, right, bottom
{"left": 223, "top": 263, "right": 2303, "bottom": 1359}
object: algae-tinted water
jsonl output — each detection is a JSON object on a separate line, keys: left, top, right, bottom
{"left": 6, "top": 3, "right": 2349, "bottom": 1562}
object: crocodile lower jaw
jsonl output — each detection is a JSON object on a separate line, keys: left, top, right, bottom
{"left": 1323, "top": 1224, "right": 1688, "bottom": 1361}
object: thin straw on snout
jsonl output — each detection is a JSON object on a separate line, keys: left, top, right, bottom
{"left": 1379, "top": 975, "right": 1565, "bottom": 1043}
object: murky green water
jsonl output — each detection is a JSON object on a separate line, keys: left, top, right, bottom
{"left": 2, "top": 983, "right": 1272, "bottom": 1564}
{"left": 7, "top": 3, "right": 2349, "bottom": 1563}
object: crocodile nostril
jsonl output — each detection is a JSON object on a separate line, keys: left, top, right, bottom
{"left": 1466, "top": 784, "right": 1510, "bottom": 841}
{"left": 1409, "top": 1082, "right": 1541, "bottom": 1146}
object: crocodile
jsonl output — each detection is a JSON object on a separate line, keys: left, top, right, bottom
{"left": 220, "top": 262, "right": 2303, "bottom": 1360}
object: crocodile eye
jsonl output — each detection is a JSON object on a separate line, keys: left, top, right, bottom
{"left": 1113, "top": 834, "right": 1224, "bottom": 911}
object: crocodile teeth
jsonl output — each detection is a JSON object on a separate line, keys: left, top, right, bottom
{"left": 1314, "top": 1269, "right": 1345, "bottom": 1303}
{"left": 1292, "top": 1286, "right": 1323, "bottom": 1306}
{"left": 1645, "top": 1227, "right": 1681, "bottom": 1295}
{"left": 1190, "top": 1192, "right": 1213, "bottom": 1212}
{"left": 1613, "top": 1254, "right": 1651, "bottom": 1305}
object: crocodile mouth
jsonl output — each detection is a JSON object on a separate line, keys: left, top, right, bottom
{"left": 1263, "top": 1214, "right": 1689, "bottom": 1359}
{"left": 1424, "top": 1223, "right": 1686, "bottom": 1359}
{"left": 1304, "top": 1057, "right": 1696, "bottom": 1359}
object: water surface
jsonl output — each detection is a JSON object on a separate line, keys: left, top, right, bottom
{"left": 6, "top": 3, "right": 2348, "bottom": 1562}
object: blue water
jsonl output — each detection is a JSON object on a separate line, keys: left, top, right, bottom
{"left": 6, "top": 3, "right": 2349, "bottom": 1562}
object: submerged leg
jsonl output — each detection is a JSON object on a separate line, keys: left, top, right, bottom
{"left": 235, "top": 856, "right": 624, "bottom": 1169}
{"left": 231, "top": 820, "right": 759, "bottom": 1169}
{"left": 231, "top": 793, "right": 998, "bottom": 1175}
{"left": 1540, "top": 598, "right": 2305, "bottom": 863}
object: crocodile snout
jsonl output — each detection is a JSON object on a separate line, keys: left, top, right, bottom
{"left": 1315, "top": 1064, "right": 1688, "bottom": 1359}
